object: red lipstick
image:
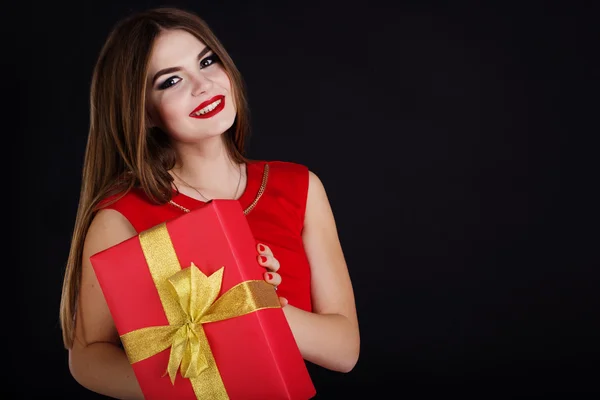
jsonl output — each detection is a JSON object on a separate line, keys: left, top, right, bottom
{"left": 189, "top": 95, "right": 225, "bottom": 119}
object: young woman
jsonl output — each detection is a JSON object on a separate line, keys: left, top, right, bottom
{"left": 59, "top": 7, "right": 359, "bottom": 399}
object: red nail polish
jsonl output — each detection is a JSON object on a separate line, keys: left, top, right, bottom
{"left": 258, "top": 244, "right": 265, "bottom": 252}
{"left": 259, "top": 255, "right": 267, "bottom": 263}
{"left": 267, "top": 273, "right": 273, "bottom": 280}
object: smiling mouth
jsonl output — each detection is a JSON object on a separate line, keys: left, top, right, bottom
{"left": 189, "top": 95, "right": 225, "bottom": 119}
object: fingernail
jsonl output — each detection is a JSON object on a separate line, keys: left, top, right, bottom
{"left": 267, "top": 273, "right": 273, "bottom": 280}
{"left": 259, "top": 255, "right": 267, "bottom": 263}
{"left": 258, "top": 244, "right": 266, "bottom": 252}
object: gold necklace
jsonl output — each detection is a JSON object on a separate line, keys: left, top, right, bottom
{"left": 172, "top": 163, "right": 242, "bottom": 202}
{"left": 169, "top": 163, "right": 269, "bottom": 216}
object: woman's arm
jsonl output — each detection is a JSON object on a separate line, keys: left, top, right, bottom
{"left": 68, "top": 209, "right": 145, "bottom": 400}
{"left": 283, "top": 170, "right": 360, "bottom": 372}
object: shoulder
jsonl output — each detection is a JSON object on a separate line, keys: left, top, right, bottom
{"left": 96, "top": 188, "right": 151, "bottom": 212}
{"left": 305, "top": 169, "right": 330, "bottom": 216}
{"left": 257, "top": 159, "right": 311, "bottom": 192}
{"left": 91, "top": 189, "right": 146, "bottom": 241}
{"left": 83, "top": 207, "right": 137, "bottom": 262}
{"left": 95, "top": 187, "right": 177, "bottom": 233}
{"left": 259, "top": 159, "right": 326, "bottom": 195}
{"left": 265, "top": 160, "right": 307, "bottom": 170}
{"left": 270, "top": 161, "right": 331, "bottom": 218}
{"left": 263, "top": 160, "right": 309, "bottom": 176}
{"left": 254, "top": 160, "right": 312, "bottom": 222}
{"left": 89, "top": 189, "right": 143, "bottom": 242}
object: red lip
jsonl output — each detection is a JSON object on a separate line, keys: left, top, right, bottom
{"left": 189, "top": 95, "right": 225, "bottom": 119}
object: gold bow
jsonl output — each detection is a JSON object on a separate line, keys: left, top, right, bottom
{"left": 119, "top": 222, "right": 280, "bottom": 399}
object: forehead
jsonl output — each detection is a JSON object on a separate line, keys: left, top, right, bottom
{"left": 148, "top": 29, "right": 207, "bottom": 69}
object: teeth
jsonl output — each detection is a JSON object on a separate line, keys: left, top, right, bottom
{"left": 194, "top": 99, "right": 222, "bottom": 115}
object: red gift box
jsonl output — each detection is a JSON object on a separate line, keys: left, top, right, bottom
{"left": 90, "top": 199, "right": 316, "bottom": 399}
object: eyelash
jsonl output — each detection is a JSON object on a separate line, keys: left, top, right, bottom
{"left": 158, "top": 54, "right": 221, "bottom": 90}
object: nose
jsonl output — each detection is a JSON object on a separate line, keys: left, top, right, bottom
{"left": 190, "top": 72, "right": 213, "bottom": 97}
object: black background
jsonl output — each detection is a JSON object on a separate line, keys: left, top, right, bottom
{"left": 8, "top": 1, "right": 599, "bottom": 398}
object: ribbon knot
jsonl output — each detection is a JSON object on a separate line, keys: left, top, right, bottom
{"left": 185, "top": 321, "right": 196, "bottom": 330}
{"left": 163, "top": 263, "right": 224, "bottom": 384}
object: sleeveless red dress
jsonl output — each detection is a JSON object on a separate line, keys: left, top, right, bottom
{"left": 99, "top": 160, "right": 313, "bottom": 312}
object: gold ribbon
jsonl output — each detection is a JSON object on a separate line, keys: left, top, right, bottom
{"left": 119, "top": 222, "right": 280, "bottom": 399}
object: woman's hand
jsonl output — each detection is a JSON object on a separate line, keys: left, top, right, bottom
{"left": 257, "top": 243, "right": 288, "bottom": 307}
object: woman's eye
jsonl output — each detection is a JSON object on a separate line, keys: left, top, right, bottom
{"left": 159, "top": 77, "right": 181, "bottom": 90}
{"left": 200, "top": 54, "right": 220, "bottom": 69}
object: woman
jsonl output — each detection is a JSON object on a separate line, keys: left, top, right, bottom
{"left": 59, "top": 7, "right": 359, "bottom": 399}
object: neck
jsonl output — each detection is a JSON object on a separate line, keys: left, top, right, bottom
{"left": 170, "top": 136, "right": 243, "bottom": 198}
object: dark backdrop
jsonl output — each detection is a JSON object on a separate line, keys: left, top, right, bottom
{"left": 9, "top": 1, "right": 599, "bottom": 398}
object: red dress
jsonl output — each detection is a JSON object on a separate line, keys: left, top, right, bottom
{"left": 98, "top": 160, "right": 313, "bottom": 312}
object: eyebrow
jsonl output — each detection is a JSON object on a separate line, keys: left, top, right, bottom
{"left": 151, "top": 46, "right": 212, "bottom": 85}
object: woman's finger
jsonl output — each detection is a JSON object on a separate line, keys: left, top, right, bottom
{"left": 264, "top": 271, "right": 282, "bottom": 287}
{"left": 278, "top": 297, "right": 288, "bottom": 307}
{"left": 257, "top": 254, "right": 280, "bottom": 272}
{"left": 257, "top": 243, "right": 273, "bottom": 257}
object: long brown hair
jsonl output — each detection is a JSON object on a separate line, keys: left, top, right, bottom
{"left": 59, "top": 7, "right": 251, "bottom": 349}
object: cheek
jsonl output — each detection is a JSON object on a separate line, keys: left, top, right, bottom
{"left": 213, "top": 69, "right": 234, "bottom": 99}
{"left": 152, "top": 97, "right": 187, "bottom": 127}
{"left": 220, "top": 78, "right": 236, "bottom": 111}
